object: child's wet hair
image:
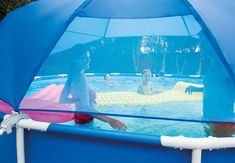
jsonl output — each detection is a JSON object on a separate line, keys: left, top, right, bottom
{"left": 142, "top": 69, "right": 151, "bottom": 75}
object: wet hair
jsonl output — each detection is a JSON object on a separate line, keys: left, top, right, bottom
{"left": 142, "top": 69, "right": 151, "bottom": 75}
{"left": 69, "top": 44, "right": 90, "bottom": 61}
{"left": 67, "top": 44, "right": 90, "bottom": 81}
{"left": 104, "top": 73, "right": 110, "bottom": 80}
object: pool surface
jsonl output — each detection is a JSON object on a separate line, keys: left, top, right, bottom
{"left": 26, "top": 75, "right": 208, "bottom": 137}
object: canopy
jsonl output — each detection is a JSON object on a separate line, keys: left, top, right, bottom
{"left": 51, "top": 15, "right": 202, "bottom": 54}
{"left": 0, "top": 0, "right": 234, "bottom": 110}
{"left": 189, "top": 0, "right": 235, "bottom": 83}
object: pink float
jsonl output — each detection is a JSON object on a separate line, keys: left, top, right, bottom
{"left": 0, "top": 84, "right": 73, "bottom": 123}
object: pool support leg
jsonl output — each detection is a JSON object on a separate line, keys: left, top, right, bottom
{"left": 191, "top": 149, "right": 201, "bottom": 163}
{"left": 16, "top": 127, "right": 25, "bottom": 163}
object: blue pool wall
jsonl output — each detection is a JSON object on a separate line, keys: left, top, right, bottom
{"left": 1, "top": 113, "right": 235, "bottom": 163}
{"left": 25, "top": 124, "right": 192, "bottom": 163}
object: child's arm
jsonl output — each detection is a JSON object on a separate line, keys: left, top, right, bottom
{"left": 185, "top": 85, "right": 204, "bottom": 95}
{"left": 137, "top": 85, "right": 144, "bottom": 94}
{"left": 59, "top": 82, "right": 76, "bottom": 103}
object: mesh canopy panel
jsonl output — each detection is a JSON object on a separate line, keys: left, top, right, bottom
{"left": 22, "top": 15, "right": 235, "bottom": 137}
{"left": 0, "top": 0, "right": 235, "bottom": 137}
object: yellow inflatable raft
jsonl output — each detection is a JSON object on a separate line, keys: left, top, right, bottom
{"left": 96, "top": 82, "right": 203, "bottom": 107}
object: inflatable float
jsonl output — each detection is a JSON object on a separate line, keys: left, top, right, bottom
{"left": 0, "top": 84, "right": 73, "bottom": 123}
{"left": 0, "top": 82, "right": 203, "bottom": 123}
{"left": 96, "top": 82, "right": 202, "bottom": 106}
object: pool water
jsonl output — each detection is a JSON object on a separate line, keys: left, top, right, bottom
{"left": 27, "top": 75, "right": 208, "bottom": 137}
{"left": 82, "top": 101, "right": 204, "bottom": 137}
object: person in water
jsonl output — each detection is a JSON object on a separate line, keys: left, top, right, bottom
{"left": 137, "top": 69, "right": 154, "bottom": 95}
{"left": 59, "top": 45, "right": 127, "bottom": 130}
{"left": 104, "top": 73, "right": 113, "bottom": 84}
{"left": 158, "top": 69, "right": 165, "bottom": 79}
{"left": 185, "top": 57, "right": 235, "bottom": 137}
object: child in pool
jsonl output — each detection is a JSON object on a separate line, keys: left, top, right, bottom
{"left": 104, "top": 73, "right": 113, "bottom": 84}
{"left": 137, "top": 69, "right": 154, "bottom": 95}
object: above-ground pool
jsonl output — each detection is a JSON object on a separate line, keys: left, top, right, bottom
{"left": 26, "top": 75, "right": 212, "bottom": 138}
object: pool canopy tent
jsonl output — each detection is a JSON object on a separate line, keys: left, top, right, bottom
{"left": 0, "top": 0, "right": 235, "bottom": 110}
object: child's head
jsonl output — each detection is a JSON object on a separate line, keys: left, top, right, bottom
{"left": 141, "top": 69, "right": 152, "bottom": 84}
{"left": 159, "top": 69, "right": 164, "bottom": 77}
{"left": 104, "top": 73, "right": 111, "bottom": 81}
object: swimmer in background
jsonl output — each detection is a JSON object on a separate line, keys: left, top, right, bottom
{"left": 104, "top": 73, "right": 113, "bottom": 84}
{"left": 137, "top": 69, "right": 154, "bottom": 95}
{"left": 152, "top": 70, "right": 165, "bottom": 80}
{"left": 158, "top": 69, "right": 165, "bottom": 79}
{"left": 152, "top": 73, "right": 157, "bottom": 80}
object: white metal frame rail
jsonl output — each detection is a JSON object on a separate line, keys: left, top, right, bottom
{"left": 161, "top": 136, "right": 235, "bottom": 163}
{"left": 1, "top": 112, "right": 235, "bottom": 163}
{"left": 0, "top": 112, "right": 49, "bottom": 163}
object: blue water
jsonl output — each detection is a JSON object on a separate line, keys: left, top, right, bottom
{"left": 27, "top": 75, "right": 207, "bottom": 137}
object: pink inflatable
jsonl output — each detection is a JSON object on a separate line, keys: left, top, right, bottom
{"left": 0, "top": 84, "right": 73, "bottom": 123}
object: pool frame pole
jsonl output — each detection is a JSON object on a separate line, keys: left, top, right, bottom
{"left": 16, "top": 119, "right": 50, "bottom": 163}
{"left": 191, "top": 149, "right": 201, "bottom": 163}
{"left": 16, "top": 127, "right": 25, "bottom": 163}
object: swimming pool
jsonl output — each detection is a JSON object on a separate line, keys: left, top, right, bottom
{"left": 26, "top": 75, "right": 208, "bottom": 138}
